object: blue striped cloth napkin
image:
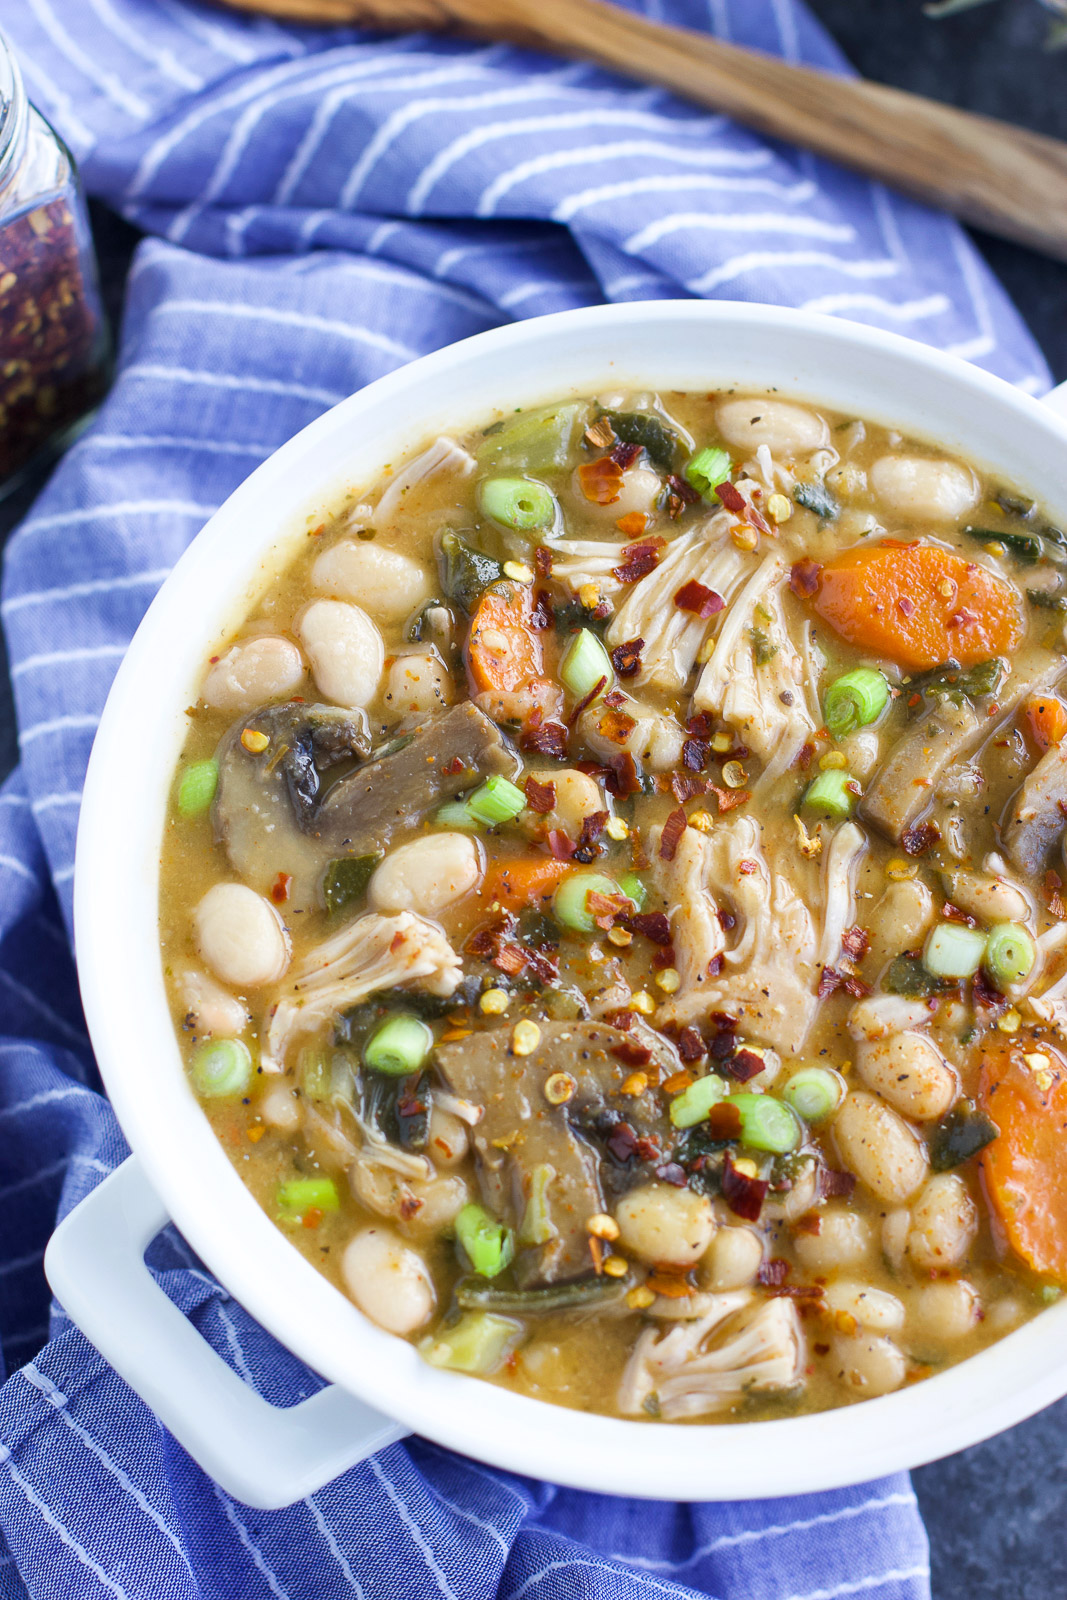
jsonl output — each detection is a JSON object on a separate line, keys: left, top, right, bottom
{"left": 0, "top": 0, "right": 1049, "bottom": 1594}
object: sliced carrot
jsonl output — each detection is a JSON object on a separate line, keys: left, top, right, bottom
{"left": 1025, "top": 693, "right": 1067, "bottom": 753}
{"left": 466, "top": 580, "right": 543, "bottom": 694}
{"left": 477, "top": 856, "right": 570, "bottom": 909}
{"left": 811, "top": 543, "right": 1023, "bottom": 671}
{"left": 979, "top": 1038, "right": 1067, "bottom": 1284}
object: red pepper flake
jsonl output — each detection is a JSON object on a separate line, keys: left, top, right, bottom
{"left": 897, "top": 596, "right": 915, "bottom": 619}
{"left": 612, "top": 538, "right": 665, "bottom": 585}
{"left": 677, "top": 1027, "right": 707, "bottom": 1063}
{"left": 971, "top": 966, "right": 1005, "bottom": 1011}
{"left": 534, "top": 545, "right": 553, "bottom": 577}
{"left": 708, "top": 1101, "right": 743, "bottom": 1140}
{"left": 664, "top": 474, "right": 701, "bottom": 519}
{"left": 302, "top": 1206, "right": 324, "bottom": 1230}
{"left": 525, "top": 946, "right": 560, "bottom": 984}
{"left": 670, "top": 771, "right": 707, "bottom": 804}
{"left": 270, "top": 872, "right": 292, "bottom": 904}
{"left": 597, "top": 705, "right": 639, "bottom": 744}
{"left": 715, "top": 479, "right": 746, "bottom": 513}
{"left": 818, "top": 1167, "right": 857, "bottom": 1200}
{"left": 610, "top": 440, "right": 642, "bottom": 470}
{"left": 722, "top": 1154, "right": 768, "bottom": 1222}
{"left": 529, "top": 588, "right": 553, "bottom": 631}
{"left": 686, "top": 711, "right": 715, "bottom": 741}
{"left": 792, "top": 741, "right": 816, "bottom": 772}
{"left": 605, "top": 751, "right": 642, "bottom": 799}
{"left": 652, "top": 1164, "right": 688, "bottom": 1189}
{"left": 942, "top": 901, "right": 978, "bottom": 928}
{"left": 616, "top": 511, "right": 650, "bottom": 538}
{"left": 622, "top": 911, "right": 672, "bottom": 946}
{"left": 611, "top": 637, "right": 644, "bottom": 678}
{"left": 579, "top": 455, "right": 624, "bottom": 505}
{"left": 605, "top": 1009, "right": 634, "bottom": 1031}
{"left": 658, "top": 807, "right": 687, "bottom": 861}
{"left": 568, "top": 675, "right": 609, "bottom": 725}
{"left": 546, "top": 828, "right": 577, "bottom": 860}
{"left": 586, "top": 415, "right": 616, "bottom": 449}
{"left": 706, "top": 954, "right": 724, "bottom": 977}
{"left": 789, "top": 559, "right": 822, "bottom": 599}
{"left": 606, "top": 1121, "right": 660, "bottom": 1165}
{"left": 814, "top": 1342, "right": 831, "bottom": 1356}
{"left": 586, "top": 890, "right": 629, "bottom": 929}
{"left": 442, "top": 756, "right": 465, "bottom": 776}
{"left": 674, "top": 579, "right": 725, "bottom": 619}
{"left": 611, "top": 1036, "right": 653, "bottom": 1068}
{"left": 650, "top": 945, "right": 677, "bottom": 971}
{"left": 901, "top": 821, "right": 941, "bottom": 857}
{"left": 577, "top": 810, "right": 609, "bottom": 851}
{"left": 757, "top": 1258, "right": 790, "bottom": 1288}
{"left": 523, "top": 776, "right": 556, "bottom": 814}
{"left": 725, "top": 1047, "right": 765, "bottom": 1083}
{"left": 521, "top": 720, "right": 569, "bottom": 760}
{"left": 947, "top": 607, "right": 979, "bottom": 630}
{"left": 841, "top": 925, "right": 869, "bottom": 962}
{"left": 493, "top": 943, "right": 529, "bottom": 977}
{"left": 710, "top": 784, "right": 751, "bottom": 815}
{"left": 390, "top": 931, "right": 405, "bottom": 953}
{"left": 817, "top": 966, "right": 844, "bottom": 1000}
{"left": 716, "top": 911, "right": 737, "bottom": 934}
{"left": 682, "top": 738, "right": 709, "bottom": 772}
{"left": 795, "top": 1213, "right": 823, "bottom": 1237}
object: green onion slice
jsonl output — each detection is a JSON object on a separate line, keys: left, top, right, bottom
{"left": 670, "top": 1073, "right": 728, "bottom": 1129}
{"left": 616, "top": 872, "right": 647, "bottom": 910}
{"left": 983, "top": 922, "right": 1036, "bottom": 986}
{"left": 801, "top": 769, "right": 856, "bottom": 819}
{"left": 455, "top": 1203, "right": 515, "bottom": 1279}
{"left": 434, "top": 801, "right": 479, "bottom": 830}
{"left": 729, "top": 1092, "right": 802, "bottom": 1154}
{"left": 190, "top": 1037, "right": 252, "bottom": 1098}
{"left": 465, "top": 775, "right": 527, "bottom": 826}
{"left": 782, "top": 1066, "right": 845, "bottom": 1122}
{"left": 553, "top": 870, "right": 621, "bottom": 933}
{"left": 478, "top": 475, "right": 558, "bottom": 531}
{"left": 177, "top": 759, "right": 219, "bottom": 818}
{"left": 684, "top": 446, "right": 733, "bottom": 500}
{"left": 518, "top": 1163, "right": 558, "bottom": 1246}
{"left": 276, "top": 1177, "right": 340, "bottom": 1217}
{"left": 420, "top": 1311, "right": 523, "bottom": 1374}
{"left": 363, "top": 1013, "right": 434, "bottom": 1076}
{"left": 823, "top": 668, "right": 890, "bottom": 740}
{"left": 560, "top": 628, "right": 614, "bottom": 703}
{"left": 923, "top": 923, "right": 988, "bottom": 980}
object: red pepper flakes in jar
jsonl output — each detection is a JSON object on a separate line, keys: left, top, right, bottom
{"left": 0, "top": 36, "right": 109, "bottom": 497}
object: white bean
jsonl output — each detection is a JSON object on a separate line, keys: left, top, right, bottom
{"left": 715, "top": 397, "right": 829, "bottom": 456}
{"left": 839, "top": 728, "right": 881, "bottom": 780}
{"left": 869, "top": 455, "right": 978, "bottom": 522}
{"left": 829, "top": 1330, "right": 906, "bottom": 1397}
{"left": 794, "top": 1208, "right": 873, "bottom": 1273}
{"left": 701, "top": 1225, "right": 763, "bottom": 1289}
{"left": 527, "top": 768, "right": 604, "bottom": 835}
{"left": 311, "top": 540, "right": 432, "bottom": 622}
{"left": 341, "top": 1227, "right": 436, "bottom": 1335}
{"left": 383, "top": 651, "right": 453, "bottom": 717}
{"left": 368, "top": 833, "right": 482, "bottom": 919}
{"left": 351, "top": 1166, "right": 468, "bottom": 1234}
{"left": 856, "top": 1032, "right": 958, "bottom": 1122}
{"left": 763, "top": 1157, "right": 819, "bottom": 1223}
{"left": 630, "top": 710, "right": 687, "bottom": 773}
{"left": 942, "top": 869, "right": 1030, "bottom": 926}
{"left": 179, "top": 968, "right": 248, "bottom": 1038}
{"left": 823, "top": 1280, "right": 905, "bottom": 1334}
{"left": 910, "top": 1279, "right": 980, "bottom": 1342}
{"left": 297, "top": 599, "right": 384, "bottom": 708}
{"left": 907, "top": 1173, "right": 978, "bottom": 1270}
{"left": 195, "top": 883, "right": 290, "bottom": 989}
{"left": 832, "top": 1091, "right": 929, "bottom": 1204}
{"left": 615, "top": 1182, "right": 715, "bottom": 1266}
{"left": 570, "top": 464, "right": 661, "bottom": 521}
{"left": 202, "top": 635, "right": 304, "bottom": 712}
{"left": 881, "top": 1208, "right": 910, "bottom": 1272}
{"left": 258, "top": 1081, "right": 302, "bottom": 1132}
{"left": 848, "top": 993, "right": 934, "bottom": 1044}
{"left": 864, "top": 877, "right": 935, "bottom": 977}
{"left": 427, "top": 1105, "right": 470, "bottom": 1169}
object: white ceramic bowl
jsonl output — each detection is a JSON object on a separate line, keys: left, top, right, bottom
{"left": 49, "top": 301, "right": 1067, "bottom": 1510}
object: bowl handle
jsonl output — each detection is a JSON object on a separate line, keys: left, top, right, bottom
{"left": 44, "top": 1156, "right": 407, "bottom": 1508}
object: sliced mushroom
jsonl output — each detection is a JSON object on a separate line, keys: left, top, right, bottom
{"left": 1003, "top": 742, "right": 1067, "bottom": 877}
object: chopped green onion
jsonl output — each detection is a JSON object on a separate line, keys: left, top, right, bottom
{"left": 420, "top": 1311, "right": 522, "bottom": 1373}
{"left": 299, "top": 1045, "right": 332, "bottom": 1101}
{"left": 363, "top": 1013, "right": 434, "bottom": 1076}
{"left": 455, "top": 1203, "right": 514, "bottom": 1279}
{"left": 276, "top": 1177, "right": 340, "bottom": 1218}
{"left": 177, "top": 759, "right": 218, "bottom": 818}
{"left": 476, "top": 402, "right": 587, "bottom": 472}
{"left": 684, "top": 447, "right": 732, "bottom": 500}
{"left": 189, "top": 1037, "right": 252, "bottom": 1098}
{"left": 323, "top": 853, "right": 383, "bottom": 917}
{"left": 617, "top": 872, "right": 647, "bottom": 910}
{"left": 923, "top": 923, "right": 988, "bottom": 980}
{"left": 802, "top": 769, "right": 856, "bottom": 818}
{"left": 478, "top": 475, "right": 558, "bottom": 531}
{"left": 983, "top": 922, "right": 1036, "bottom": 986}
{"left": 518, "top": 1163, "right": 557, "bottom": 1246}
{"left": 782, "top": 1067, "right": 844, "bottom": 1122}
{"left": 560, "top": 628, "right": 614, "bottom": 703}
{"left": 434, "top": 800, "right": 480, "bottom": 830}
{"left": 729, "top": 1092, "right": 802, "bottom": 1154}
{"left": 823, "top": 668, "right": 889, "bottom": 740}
{"left": 553, "top": 870, "right": 620, "bottom": 933}
{"left": 466, "top": 775, "right": 527, "bottom": 826}
{"left": 670, "top": 1072, "right": 728, "bottom": 1129}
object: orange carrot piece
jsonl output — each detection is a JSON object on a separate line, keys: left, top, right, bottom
{"left": 477, "top": 857, "right": 570, "bottom": 909}
{"left": 466, "top": 581, "right": 543, "bottom": 694}
{"left": 979, "top": 1039, "right": 1067, "bottom": 1285}
{"left": 811, "top": 543, "right": 1023, "bottom": 671}
{"left": 1025, "top": 694, "right": 1067, "bottom": 753}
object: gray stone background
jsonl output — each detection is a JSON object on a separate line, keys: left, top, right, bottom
{"left": 3, "top": 2, "right": 1066, "bottom": 1592}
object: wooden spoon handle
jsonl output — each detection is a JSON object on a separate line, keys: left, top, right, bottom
{"left": 220, "top": 0, "right": 1067, "bottom": 263}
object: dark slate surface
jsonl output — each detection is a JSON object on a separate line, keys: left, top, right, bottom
{"left": 5, "top": 11, "right": 1067, "bottom": 1596}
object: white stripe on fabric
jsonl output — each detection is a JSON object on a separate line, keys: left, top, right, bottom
{"left": 17, "top": 501, "right": 214, "bottom": 538}
{"left": 367, "top": 1457, "right": 458, "bottom": 1600}
{"left": 799, "top": 292, "right": 950, "bottom": 321}
{"left": 551, "top": 170, "right": 816, "bottom": 224}
{"left": 24, "top": 0, "right": 150, "bottom": 118}
{"left": 213, "top": 1487, "right": 292, "bottom": 1600}
{"left": 510, "top": 1558, "right": 690, "bottom": 1600}
{"left": 154, "top": 301, "right": 417, "bottom": 362}
{"left": 497, "top": 280, "right": 590, "bottom": 310}
{"left": 624, "top": 211, "right": 855, "bottom": 253}
{"left": 14, "top": 48, "right": 94, "bottom": 150}
{"left": 3, "top": 568, "right": 170, "bottom": 614}
{"left": 152, "top": 0, "right": 259, "bottom": 63}
{"left": 304, "top": 1497, "right": 367, "bottom": 1598}
{"left": 82, "top": 0, "right": 203, "bottom": 90}
{"left": 0, "top": 853, "right": 41, "bottom": 886}
{"left": 21, "top": 716, "right": 101, "bottom": 747}
{"left": 782, "top": 1568, "right": 932, "bottom": 1600}
{"left": 420, "top": 1476, "right": 508, "bottom": 1559}
{"left": 477, "top": 137, "right": 772, "bottom": 216}
{"left": 619, "top": 1492, "right": 918, "bottom": 1568}
{"left": 3, "top": 1457, "right": 131, "bottom": 1599}
{"left": 0, "top": 1249, "right": 45, "bottom": 1279}
{"left": 32, "top": 794, "right": 83, "bottom": 813}
{"left": 408, "top": 102, "right": 730, "bottom": 214}
{"left": 74, "top": 434, "right": 272, "bottom": 459}
{"left": 0, "top": 969, "right": 87, "bottom": 1047}
{"left": 0, "top": 1085, "right": 94, "bottom": 1126}
{"left": 216, "top": 1305, "right": 259, "bottom": 1390}
{"left": 13, "top": 645, "right": 127, "bottom": 679}
{"left": 687, "top": 249, "right": 898, "bottom": 294}
{"left": 120, "top": 362, "right": 344, "bottom": 408}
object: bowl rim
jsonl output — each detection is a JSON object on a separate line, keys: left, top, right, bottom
{"left": 73, "top": 298, "right": 1067, "bottom": 1500}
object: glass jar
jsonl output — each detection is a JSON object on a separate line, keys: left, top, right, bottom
{"left": 0, "top": 28, "right": 110, "bottom": 500}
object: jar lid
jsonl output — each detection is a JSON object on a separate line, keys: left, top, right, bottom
{"left": 0, "top": 29, "right": 29, "bottom": 200}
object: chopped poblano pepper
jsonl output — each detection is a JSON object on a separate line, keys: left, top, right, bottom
{"left": 923, "top": 923, "right": 988, "bottom": 980}
{"left": 420, "top": 1312, "right": 522, "bottom": 1374}
{"left": 884, "top": 953, "right": 948, "bottom": 999}
{"left": 455, "top": 1203, "right": 514, "bottom": 1279}
{"left": 603, "top": 409, "right": 681, "bottom": 470}
{"left": 929, "top": 1100, "right": 999, "bottom": 1171}
{"left": 478, "top": 475, "right": 557, "bottom": 531}
{"left": 965, "top": 526, "right": 1045, "bottom": 565}
{"left": 823, "top": 668, "right": 889, "bottom": 740}
{"left": 363, "top": 1013, "right": 434, "bottom": 1076}
{"left": 323, "top": 854, "right": 383, "bottom": 917}
{"left": 190, "top": 1038, "right": 252, "bottom": 1098}
{"left": 560, "top": 628, "right": 614, "bottom": 703}
{"left": 476, "top": 402, "right": 587, "bottom": 472}
{"left": 669, "top": 1072, "right": 728, "bottom": 1129}
{"left": 793, "top": 480, "right": 839, "bottom": 521}
{"left": 439, "top": 530, "right": 503, "bottom": 614}
{"left": 456, "top": 1275, "right": 629, "bottom": 1313}
{"left": 177, "top": 758, "right": 219, "bottom": 818}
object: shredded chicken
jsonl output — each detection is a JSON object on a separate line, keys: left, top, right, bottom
{"left": 617, "top": 1292, "right": 803, "bottom": 1419}
{"left": 654, "top": 815, "right": 819, "bottom": 1053}
{"left": 692, "top": 557, "right": 817, "bottom": 781}
{"left": 373, "top": 436, "right": 475, "bottom": 525}
{"left": 818, "top": 821, "right": 867, "bottom": 972}
{"left": 262, "top": 911, "right": 462, "bottom": 1072}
